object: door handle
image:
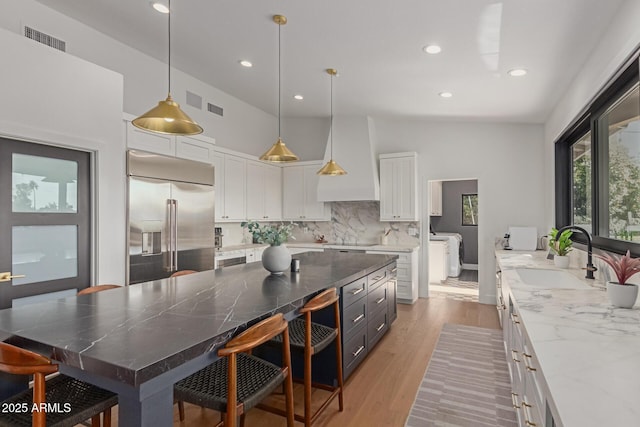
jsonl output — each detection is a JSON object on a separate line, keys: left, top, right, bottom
{"left": 0, "top": 272, "right": 26, "bottom": 282}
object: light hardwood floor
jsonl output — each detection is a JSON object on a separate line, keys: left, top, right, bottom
{"left": 111, "top": 297, "right": 500, "bottom": 426}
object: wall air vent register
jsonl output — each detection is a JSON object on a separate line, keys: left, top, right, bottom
{"left": 24, "top": 26, "right": 66, "bottom": 52}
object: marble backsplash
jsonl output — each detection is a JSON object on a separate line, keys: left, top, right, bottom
{"left": 220, "top": 201, "right": 420, "bottom": 247}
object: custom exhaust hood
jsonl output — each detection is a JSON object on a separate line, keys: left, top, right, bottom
{"left": 317, "top": 116, "right": 380, "bottom": 201}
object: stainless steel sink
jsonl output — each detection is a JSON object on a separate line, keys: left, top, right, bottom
{"left": 515, "top": 268, "right": 590, "bottom": 289}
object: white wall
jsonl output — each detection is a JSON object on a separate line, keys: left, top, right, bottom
{"left": 544, "top": 0, "right": 640, "bottom": 227}
{"left": 281, "top": 117, "right": 328, "bottom": 161}
{"left": 372, "top": 118, "right": 546, "bottom": 304}
{"left": 0, "top": 26, "right": 125, "bottom": 285}
{"left": 1, "top": 0, "right": 278, "bottom": 157}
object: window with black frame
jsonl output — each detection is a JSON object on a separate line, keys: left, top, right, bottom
{"left": 556, "top": 54, "right": 640, "bottom": 255}
{"left": 462, "top": 193, "right": 478, "bottom": 226}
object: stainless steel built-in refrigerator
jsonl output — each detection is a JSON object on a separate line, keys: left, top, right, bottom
{"left": 127, "top": 150, "right": 215, "bottom": 284}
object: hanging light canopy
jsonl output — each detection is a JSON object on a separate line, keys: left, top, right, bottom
{"left": 318, "top": 68, "right": 347, "bottom": 176}
{"left": 260, "top": 15, "right": 299, "bottom": 162}
{"left": 133, "top": 0, "right": 203, "bottom": 135}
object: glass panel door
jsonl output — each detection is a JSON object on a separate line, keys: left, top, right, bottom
{"left": 0, "top": 138, "right": 91, "bottom": 308}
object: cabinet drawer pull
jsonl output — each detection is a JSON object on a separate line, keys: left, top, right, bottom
{"left": 511, "top": 350, "right": 520, "bottom": 362}
{"left": 510, "top": 313, "right": 520, "bottom": 324}
{"left": 523, "top": 353, "right": 537, "bottom": 371}
{"left": 375, "top": 297, "right": 385, "bottom": 304}
{"left": 352, "top": 345, "right": 365, "bottom": 358}
{"left": 352, "top": 313, "right": 365, "bottom": 323}
{"left": 350, "top": 288, "right": 364, "bottom": 296}
{"left": 372, "top": 275, "right": 384, "bottom": 281}
{"left": 376, "top": 322, "right": 386, "bottom": 332}
{"left": 391, "top": 267, "right": 397, "bottom": 273}
{"left": 522, "top": 402, "right": 537, "bottom": 426}
{"left": 511, "top": 392, "right": 520, "bottom": 409}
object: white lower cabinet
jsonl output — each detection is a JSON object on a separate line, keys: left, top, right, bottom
{"left": 367, "top": 250, "right": 418, "bottom": 304}
{"left": 428, "top": 241, "right": 448, "bottom": 283}
{"left": 502, "top": 289, "right": 548, "bottom": 427}
{"left": 246, "top": 246, "right": 266, "bottom": 264}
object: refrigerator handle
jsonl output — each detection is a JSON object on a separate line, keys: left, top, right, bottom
{"left": 172, "top": 199, "right": 178, "bottom": 271}
{"left": 166, "top": 199, "right": 177, "bottom": 272}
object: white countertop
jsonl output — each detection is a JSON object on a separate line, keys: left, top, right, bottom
{"left": 496, "top": 249, "right": 640, "bottom": 427}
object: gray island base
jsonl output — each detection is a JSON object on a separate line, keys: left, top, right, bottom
{"left": 0, "top": 251, "right": 397, "bottom": 427}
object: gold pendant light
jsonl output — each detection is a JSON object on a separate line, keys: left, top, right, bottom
{"left": 260, "top": 15, "right": 299, "bottom": 162}
{"left": 318, "top": 68, "right": 347, "bottom": 175}
{"left": 133, "top": 0, "right": 203, "bottom": 135}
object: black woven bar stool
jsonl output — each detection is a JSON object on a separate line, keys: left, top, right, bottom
{"left": 262, "top": 287, "right": 344, "bottom": 426}
{"left": 0, "top": 342, "right": 117, "bottom": 427}
{"left": 174, "top": 313, "right": 295, "bottom": 427}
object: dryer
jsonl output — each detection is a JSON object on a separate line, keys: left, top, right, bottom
{"left": 429, "top": 232, "right": 462, "bottom": 277}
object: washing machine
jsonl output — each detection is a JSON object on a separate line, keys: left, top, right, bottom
{"left": 429, "top": 232, "right": 463, "bottom": 277}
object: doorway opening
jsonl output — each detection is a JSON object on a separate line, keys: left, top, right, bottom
{"left": 427, "top": 178, "right": 479, "bottom": 302}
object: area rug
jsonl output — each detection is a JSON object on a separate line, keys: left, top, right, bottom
{"left": 405, "top": 323, "right": 517, "bottom": 427}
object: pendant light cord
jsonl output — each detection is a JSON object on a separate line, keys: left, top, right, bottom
{"left": 330, "top": 72, "right": 334, "bottom": 159}
{"left": 277, "top": 21, "right": 281, "bottom": 138}
{"left": 168, "top": 0, "right": 172, "bottom": 95}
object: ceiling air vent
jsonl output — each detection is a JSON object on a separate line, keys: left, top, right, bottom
{"left": 186, "top": 91, "right": 202, "bottom": 109}
{"left": 207, "top": 102, "right": 223, "bottom": 117}
{"left": 24, "top": 26, "right": 66, "bottom": 52}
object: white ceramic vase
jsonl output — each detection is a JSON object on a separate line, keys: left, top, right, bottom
{"left": 553, "top": 255, "right": 570, "bottom": 268}
{"left": 261, "top": 244, "right": 291, "bottom": 275}
{"left": 606, "top": 282, "right": 639, "bottom": 309}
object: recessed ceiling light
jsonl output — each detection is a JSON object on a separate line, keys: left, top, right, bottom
{"left": 508, "top": 68, "right": 527, "bottom": 77}
{"left": 151, "top": 2, "right": 169, "bottom": 13}
{"left": 423, "top": 44, "right": 442, "bottom": 54}
{"left": 293, "top": 94, "right": 304, "bottom": 100}
{"left": 239, "top": 60, "right": 253, "bottom": 68}
{"left": 439, "top": 91, "right": 453, "bottom": 98}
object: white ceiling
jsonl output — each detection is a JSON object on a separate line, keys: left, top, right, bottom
{"left": 34, "top": 0, "right": 623, "bottom": 122}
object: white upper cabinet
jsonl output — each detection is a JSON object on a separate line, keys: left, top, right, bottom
{"left": 282, "top": 163, "right": 330, "bottom": 221}
{"left": 429, "top": 180, "right": 443, "bottom": 216}
{"left": 214, "top": 152, "right": 246, "bottom": 222}
{"left": 175, "top": 134, "right": 217, "bottom": 164}
{"left": 246, "top": 160, "right": 282, "bottom": 221}
{"left": 125, "top": 121, "right": 216, "bottom": 164}
{"left": 379, "top": 152, "right": 418, "bottom": 221}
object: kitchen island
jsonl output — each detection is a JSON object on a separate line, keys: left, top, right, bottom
{"left": 0, "top": 251, "right": 397, "bottom": 427}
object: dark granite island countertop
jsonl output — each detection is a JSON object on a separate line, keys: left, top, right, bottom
{"left": 0, "top": 251, "right": 396, "bottom": 427}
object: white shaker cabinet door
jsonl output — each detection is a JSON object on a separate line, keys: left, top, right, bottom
{"left": 223, "top": 155, "right": 246, "bottom": 221}
{"left": 263, "top": 165, "right": 282, "bottom": 221}
{"left": 246, "top": 160, "right": 265, "bottom": 221}
{"left": 303, "top": 165, "right": 330, "bottom": 220}
{"left": 213, "top": 152, "right": 226, "bottom": 221}
{"left": 282, "top": 166, "right": 305, "bottom": 220}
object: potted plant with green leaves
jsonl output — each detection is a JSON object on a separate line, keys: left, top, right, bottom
{"left": 594, "top": 250, "right": 640, "bottom": 308}
{"left": 241, "top": 221, "right": 296, "bottom": 275}
{"left": 549, "top": 228, "right": 573, "bottom": 268}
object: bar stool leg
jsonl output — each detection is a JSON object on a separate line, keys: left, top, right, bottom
{"left": 304, "top": 312, "right": 313, "bottom": 426}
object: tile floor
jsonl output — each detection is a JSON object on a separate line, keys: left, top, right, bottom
{"left": 430, "top": 269, "right": 479, "bottom": 302}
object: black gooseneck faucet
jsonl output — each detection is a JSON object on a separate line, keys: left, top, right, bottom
{"left": 556, "top": 225, "right": 597, "bottom": 279}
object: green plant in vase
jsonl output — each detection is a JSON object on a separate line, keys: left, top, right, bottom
{"left": 241, "top": 220, "right": 296, "bottom": 246}
{"left": 241, "top": 221, "right": 296, "bottom": 275}
{"left": 548, "top": 228, "right": 573, "bottom": 256}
